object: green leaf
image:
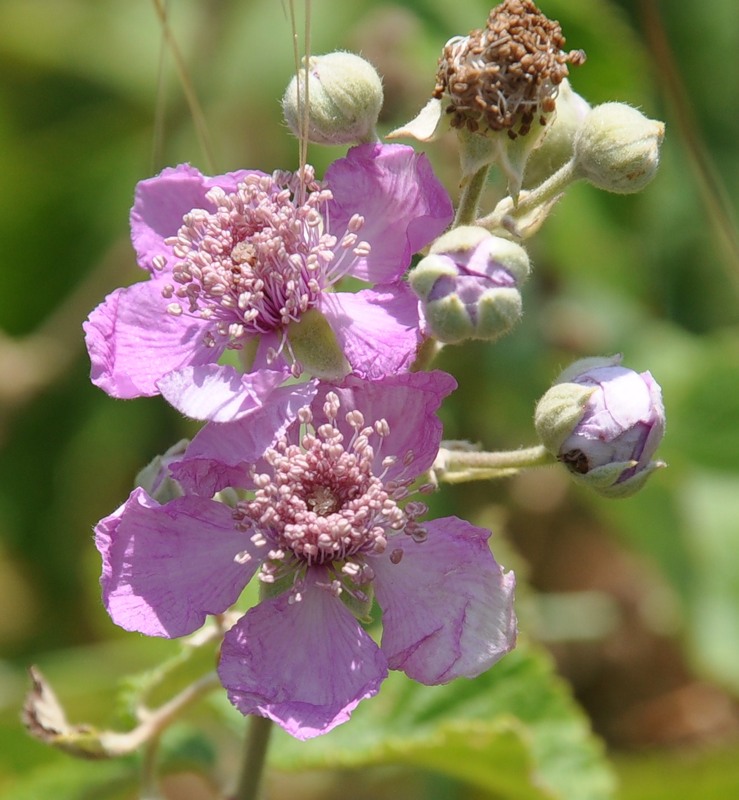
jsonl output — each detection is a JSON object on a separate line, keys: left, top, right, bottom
{"left": 268, "top": 640, "right": 615, "bottom": 800}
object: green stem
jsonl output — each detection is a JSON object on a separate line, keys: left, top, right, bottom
{"left": 411, "top": 336, "right": 443, "bottom": 372}
{"left": 232, "top": 715, "right": 274, "bottom": 800}
{"left": 477, "top": 158, "right": 579, "bottom": 233}
{"left": 435, "top": 444, "right": 552, "bottom": 484}
{"left": 454, "top": 164, "right": 490, "bottom": 227}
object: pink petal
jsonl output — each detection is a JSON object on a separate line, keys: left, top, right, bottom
{"left": 84, "top": 280, "right": 218, "bottom": 398}
{"left": 131, "top": 164, "right": 259, "bottom": 273}
{"left": 325, "top": 143, "right": 453, "bottom": 284}
{"left": 372, "top": 517, "right": 517, "bottom": 684}
{"left": 320, "top": 286, "right": 422, "bottom": 380}
{"left": 218, "top": 574, "right": 388, "bottom": 740}
{"left": 171, "top": 381, "right": 319, "bottom": 496}
{"left": 95, "top": 488, "right": 260, "bottom": 638}
{"left": 157, "top": 365, "right": 288, "bottom": 422}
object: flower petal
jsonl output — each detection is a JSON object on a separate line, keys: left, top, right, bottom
{"left": 171, "top": 381, "right": 319, "bottom": 496}
{"left": 95, "top": 488, "right": 259, "bottom": 637}
{"left": 157, "top": 365, "right": 288, "bottom": 422}
{"left": 325, "top": 143, "right": 453, "bottom": 284}
{"left": 372, "top": 517, "right": 516, "bottom": 684}
{"left": 320, "top": 286, "right": 422, "bottom": 380}
{"left": 131, "top": 164, "right": 258, "bottom": 273}
{"left": 84, "top": 280, "right": 218, "bottom": 398}
{"left": 218, "top": 575, "right": 388, "bottom": 740}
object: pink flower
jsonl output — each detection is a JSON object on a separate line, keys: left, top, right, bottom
{"left": 84, "top": 144, "right": 453, "bottom": 421}
{"left": 94, "top": 372, "right": 516, "bottom": 739}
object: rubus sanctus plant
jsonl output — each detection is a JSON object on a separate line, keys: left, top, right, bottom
{"left": 23, "top": 2, "right": 671, "bottom": 799}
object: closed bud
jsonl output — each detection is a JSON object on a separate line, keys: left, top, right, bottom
{"left": 282, "top": 52, "right": 383, "bottom": 146}
{"left": 535, "top": 355, "right": 666, "bottom": 498}
{"left": 410, "top": 226, "right": 530, "bottom": 344}
{"left": 574, "top": 102, "right": 665, "bottom": 193}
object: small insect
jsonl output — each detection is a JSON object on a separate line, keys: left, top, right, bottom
{"left": 559, "top": 448, "right": 590, "bottom": 475}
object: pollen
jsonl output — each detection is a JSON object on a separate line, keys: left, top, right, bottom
{"left": 234, "top": 394, "right": 427, "bottom": 582}
{"left": 433, "top": 0, "right": 586, "bottom": 138}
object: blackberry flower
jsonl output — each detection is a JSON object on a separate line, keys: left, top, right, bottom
{"left": 95, "top": 372, "right": 516, "bottom": 739}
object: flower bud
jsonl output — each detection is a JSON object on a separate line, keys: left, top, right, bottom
{"left": 410, "top": 226, "right": 530, "bottom": 344}
{"left": 534, "top": 355, "right": 665, "bottom": 498}
{"left": 573, "top": 103, "right": 665, "bottom": 193}
{"left": 282, "top": 52, "right": 383, "bottom": 146}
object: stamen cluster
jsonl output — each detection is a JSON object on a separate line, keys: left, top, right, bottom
{"left": 159, "top": 166, "right": 367, "bottom": 348}
{"left": 233, "top": 392, "right": 428, "bottom": 585}
{"left": 433, "top": 0, "right": 585, "bottom": 138}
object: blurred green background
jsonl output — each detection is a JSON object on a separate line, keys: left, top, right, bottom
{"left": 1, "top": 0, "right": 738, "bottom": 798}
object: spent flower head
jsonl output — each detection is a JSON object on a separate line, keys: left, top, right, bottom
{"left": 94, "top": 372, "right": 516, "bottom": 739}
{"left": 390, "top": 0, "right": 585, "bottom": 195}
{"left": 434, "top": 0, "right": 585, "bottom": 139}
{"left": 535, "top": 355, "right": 666, "bottom": 498}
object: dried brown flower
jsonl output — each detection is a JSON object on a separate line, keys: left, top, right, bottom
{"left": 433, "top": 0, "right": 585, "bottom": 139}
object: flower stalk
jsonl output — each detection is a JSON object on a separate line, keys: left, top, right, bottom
{"left": 232, "top": 716, "right": 274, "bottom": 800}
{"left": 433, "top": 444, "right": 552, "bottom": 484}
{"left": 454, "top": 165, "right": 490, "bottom": 227}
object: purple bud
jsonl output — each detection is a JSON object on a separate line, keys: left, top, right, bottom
{"left": 410, "top": 226, "right": 530, "bottom": 344}
{"left": 534, "top": 355, "right": 666, "bottom": 498}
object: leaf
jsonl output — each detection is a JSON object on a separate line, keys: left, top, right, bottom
{"left": 267, "top": 639, "right": 615, "bottom": 800}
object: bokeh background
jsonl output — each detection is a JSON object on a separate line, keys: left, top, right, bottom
{"left": 1, "top": 0, "right": 738, "bottom": 798}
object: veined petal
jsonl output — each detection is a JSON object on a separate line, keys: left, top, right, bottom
{"left": 171, "top": 381, "right": 319, "bottom": 496}
{"left": 84, "top": 280, "right": 218, "bottom": 399}
{"left": 157, "top": 365, "right": 288, "bottom": 422}
{"left": 218, "top": 575, "right": 388, "bottom": 740}
{"left": 131, "top": 164, "right": 259, "bottom": 273}
{"left": 325, "top": 143, "right": 453, "bottom": 284}
{"left": 320, "top": 286, "right": 422, "bottom": 380}
{"left": 95, "top": 488, "right": 259, "bottom": 638}
{"left": 372, "top": 517, "right": 516, "bottom": 684}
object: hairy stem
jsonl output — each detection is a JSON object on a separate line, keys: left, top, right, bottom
{"left": 477, "top": 158, "right": 578, "bottom": 233}
{"left": 454, "top": 164, "right": 490, "bottom": 227}
{"left": 434, "top": 444, "right": 553, "bottom": 484}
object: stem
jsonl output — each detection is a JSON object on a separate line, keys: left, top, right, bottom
{"left": 150, "top": 0, "right": 217, "bottom": 173}
{"left": 435, "top": 444, "right": 552, "bottom": 484}
{"left": 477, "top": 158, "right": 579, "bottom": 233}
{"left": 232, "top": 715, "right": 274, "bottom": 800}
{"left": 454, "top": 164, "right": 490, "bottom": 227}
{"left": 411, "top": 336, "right": 443, "bottom": 372}
{"left": 98, "top": 672, "right": 221, "bottom": 756}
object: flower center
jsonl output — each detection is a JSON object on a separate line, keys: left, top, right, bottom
{"left": 159, "top": 166, "right": 368, "bottom": 353}
{"left": 233, "top": 392, "right": 428, "bottom": 585}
